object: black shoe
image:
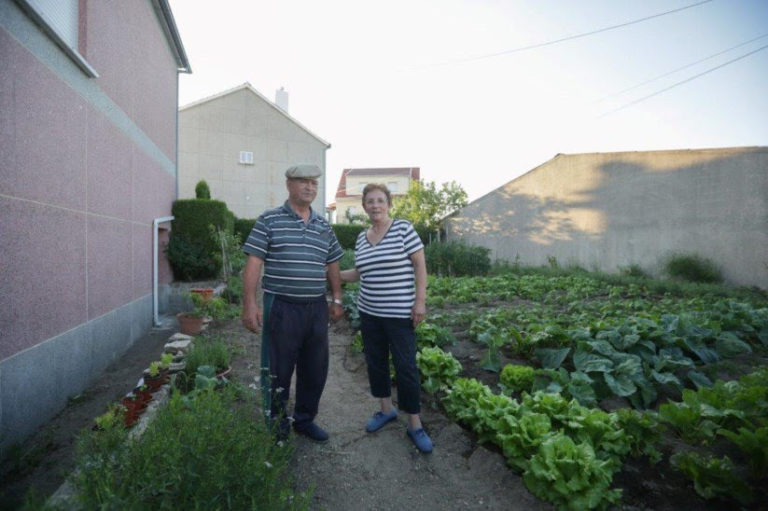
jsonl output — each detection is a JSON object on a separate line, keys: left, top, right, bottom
{"left": 294, "top": 422, "right": 329, "bottom": 442}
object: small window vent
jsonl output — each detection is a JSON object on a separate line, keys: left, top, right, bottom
{"left": 239, "top": 151, "right": 254, "bottom": 165}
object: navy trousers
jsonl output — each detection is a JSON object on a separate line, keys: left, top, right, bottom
{"left": 360, "top": 311, "right": 421, "bottom": 414}
{"left": 262, "top": 294, "right": 329, "bottom": 429}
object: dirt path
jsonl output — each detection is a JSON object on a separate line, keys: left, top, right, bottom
{"left": 287, "top": 322, "right": 549, "bottom": 511}
{"left": 0, "top": 318, "right": 548, "bottom": 510}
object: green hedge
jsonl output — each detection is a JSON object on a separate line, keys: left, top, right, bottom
{"left": 332, "top": 224, "right": 366, "bottom": 250}
{"left": 425, "top": 240, "right": 491, "bottom": 276}
{"left": 167, "top": 199, "right": 233, "bottom": 281}
{"left": 234, "top": 218, "right": 256, "bottom": 245}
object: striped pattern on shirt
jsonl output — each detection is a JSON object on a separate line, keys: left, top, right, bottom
{"left": 355, "top": 219, "right": 424, "bottom": 318}
{"left": 243, "top": 202, "right": 343, "bottom": 298}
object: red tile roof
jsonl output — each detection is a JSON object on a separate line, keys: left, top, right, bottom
{"left": 335, "top": 167, "right": 420, "bottom": 199}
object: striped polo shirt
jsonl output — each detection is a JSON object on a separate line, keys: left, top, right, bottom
{"left": 243, "top": 202, "right": 343, "bottom": 298}
{"left": 355, "top": 219, "right": 424, "bottom": 318}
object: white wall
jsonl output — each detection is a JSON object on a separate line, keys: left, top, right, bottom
{"left": 446, "top": 147, "right": 768, "bottom": 289}
{"left": 179, "top": 87, "right": 329, "bottom": 219}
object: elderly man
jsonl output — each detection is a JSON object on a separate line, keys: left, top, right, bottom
{"left": 242, "top": 164, "right": 344, "bottom": 442}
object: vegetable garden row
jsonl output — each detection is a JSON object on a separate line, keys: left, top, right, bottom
{"left": 348, "top": 272, "right": 768, "bottom": 510}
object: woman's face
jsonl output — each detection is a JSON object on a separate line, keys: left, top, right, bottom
{"left": 363, "top": 189, "right": 390, "bottom": 222}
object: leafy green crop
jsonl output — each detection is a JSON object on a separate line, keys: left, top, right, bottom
{"left": 671, "top": 452, "right": 753, "bottom": 505}
{"left": 416, "top": 347, "right": 462, "bottom": 394}
{"left": 523, "top": 433, "right": 622, "bottom": 510}
{"left": 499, "top": 364, "right": 536, "bottom": 394}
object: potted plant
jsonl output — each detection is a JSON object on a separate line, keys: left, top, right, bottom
{"left": 122, "top": 393, "right": 147, "bottom": 421}
{"left": 176, "top": 293, "right": 226, "bottom": 335}
{"left": 190, "top": 287, "right": 214, "bottom": 302}
{"left": 144, "top": 361, "right": 165, "bottom": 392}
{"left": 133, "top": 384, "right": 152, "bottom": 406}
{"left": 93, "top": 403, "right": 124, "bottom": 431}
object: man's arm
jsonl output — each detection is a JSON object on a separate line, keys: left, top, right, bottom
{"left": 326, "top": 261, "right": 344, "bottom": 322}
{"left": 242, "top": 255, "right": 264, "bottom": 332}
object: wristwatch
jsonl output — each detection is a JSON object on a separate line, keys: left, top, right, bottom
{"left": 330, "top": 298, "right": 343, "bottom": 306}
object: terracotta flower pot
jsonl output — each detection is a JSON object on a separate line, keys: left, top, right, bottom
{"left": 190, "top": 287, "right": 214, "bottom": 302}
{"left": 177, "top": 312, "right": 205, "bottom": 336}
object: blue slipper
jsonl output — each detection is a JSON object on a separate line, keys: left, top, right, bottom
{"left": 407, "top": 427, "right": 433, "bottom": 453}
{"left": 365, "top": 408, "right": 398, "bottom": 433}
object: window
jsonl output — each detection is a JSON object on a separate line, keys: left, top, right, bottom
{"left": 18, "top": 0, "right": 98, "bottom": 77}
{"left": 388, "top": 182, "right": 398, "bottom": 193}
{"left": 239, "top": 151, "right": 254, "bottom": 165}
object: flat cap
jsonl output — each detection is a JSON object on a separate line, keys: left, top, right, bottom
{"left": 285, "top": 164, "right": 322, "bottom": 179}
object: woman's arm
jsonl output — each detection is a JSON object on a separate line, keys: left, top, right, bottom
{"left": 340, "top": 268, "right": 360, "bottom": 283}
{"left": 410, "top": 248, "right": 427, "bottom": 327}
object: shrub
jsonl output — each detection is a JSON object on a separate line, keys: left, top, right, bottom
{"left": 167, "top": 199, "right": 233, "bottom": 280}
{"left": 664, "top": 253, "right": 722, "bottom": 284}
{"left": 332, "top": 224, "right": 366, "bottom": 249}
{"left": 234, "top": 218, "right": 256, "bottom": 245}
{"left": 195, "top": 180, "right": 211, "bottom": 199}
{"left": 165, "top": 235, "right": 217, "bottom": 281}
{"left": 338, "top": 248, "right": 356, "bottom": 271}
{"left": 425, "top": 240, "right": 491, "bottom": 276}
{"left": 184, "top": 337, "right": 232, "bottom": 378}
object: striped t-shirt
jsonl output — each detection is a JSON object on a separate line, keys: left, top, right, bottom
{"left": 355, "top": 219, "right": 424, "bottom": 318}
{"left": 243, "top": 202, "right": 343, "bottom": 298}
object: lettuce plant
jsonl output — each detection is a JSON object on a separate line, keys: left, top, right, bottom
{"left": 416, "top": 347, "right": 462, "bottom": 394}
{"left": 523, "top": 433, "right": 622, "bottom": 510}
{"left": 671, "top": 452, "right": 753, "bottom": 505}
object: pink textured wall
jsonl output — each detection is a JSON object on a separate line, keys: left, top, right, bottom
{"left": 1, "top": 3, "right": 179, "bottom": 359}
{"left": 0, "top": 198, "right": 87, "bottom": 360}
{"left": 84, "top": 0, "right": 178, "bottom": 160}
{"left": 0, "top": 31, "right": 86, "bottom": 209}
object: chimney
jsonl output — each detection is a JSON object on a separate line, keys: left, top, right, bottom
{"left": 275, "top": 87, "right": 289, "bottom": 113}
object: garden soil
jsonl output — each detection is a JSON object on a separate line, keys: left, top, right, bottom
{"left": 0, "top": 317, "right": 548, "bottom": 511}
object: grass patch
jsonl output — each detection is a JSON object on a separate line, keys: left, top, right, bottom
{"left": 71, "top": 387, "right": 309, "bottom": 510}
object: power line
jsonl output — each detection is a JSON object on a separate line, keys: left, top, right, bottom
{"left": 596, "top": 32, "right": 768, "bottom": 102}
{"left": 599, "top": 43, "right": 768, "bottom": 117}
{"left": 418, "top": 0, "right": 714, "bottom": 69}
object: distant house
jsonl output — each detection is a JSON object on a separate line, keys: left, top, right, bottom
{"left": 0, "top": 0, "right": 189, "bottom": 453}
{"left": 445, "top": 147, "right": 768, "bottom": 289}
{"left": 178, "top": 83, "right": 331, "bottom": 219}
{"left": 332, "top": 167, "right": 420, "bottom": 224}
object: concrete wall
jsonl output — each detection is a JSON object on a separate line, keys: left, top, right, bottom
{"left": 178, "top": 87, "right": 329, "bottom": 219}
{"left": 0, "top": 0, "right": 179, "bottom": 453}
{"left": 446, "top": 147, "right": 768, "bottom": 289}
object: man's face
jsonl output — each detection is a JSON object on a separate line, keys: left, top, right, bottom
{"left": 287, "top": 178, "right": 318, "bottom": 206}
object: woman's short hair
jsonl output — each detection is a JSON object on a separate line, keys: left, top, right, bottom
{"left": 362, "top": 183, "right": 392, "bottom": 206}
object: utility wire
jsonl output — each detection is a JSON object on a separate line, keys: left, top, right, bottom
{"left": 596, "top": 32, "right": 768, "bottom": 102}
{"left": 417, "top": 0, "right": 714, "bottom": 69}
{"left": 599, "top": 43, "right": 768, "bottom": 117}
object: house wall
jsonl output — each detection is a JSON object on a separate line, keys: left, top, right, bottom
{"left": 336, "top": 174, "right": 411, "bottom": 223}
{"left": 178, "top": 88, "right": 329, "bottom": 220}
{"left": 0, "top": 0, "right": 179, "bottom": 453}
{"left": 446, "top": 147, "right": 768, "bottom": 289}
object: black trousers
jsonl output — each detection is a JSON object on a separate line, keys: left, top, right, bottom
{"left": 264, "top": 294, "right": 329, "bottom": 429}
{"left": 360, "top": 311, "right": 421, "bottom": 414}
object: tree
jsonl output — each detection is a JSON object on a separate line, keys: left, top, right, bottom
{"left": 390, "top": 180, "right": 468, "bottom": 233}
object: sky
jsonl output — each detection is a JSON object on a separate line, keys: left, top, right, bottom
{"left": 168, "top": 0, "right": 768, "bottom": 205}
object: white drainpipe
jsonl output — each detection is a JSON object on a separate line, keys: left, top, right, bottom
{"left": 153, "top": 216, "right": 174, "bottom": 326}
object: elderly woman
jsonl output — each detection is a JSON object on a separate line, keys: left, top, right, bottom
{"left": 340, "top": 183, "right": 432, "bottom": 453}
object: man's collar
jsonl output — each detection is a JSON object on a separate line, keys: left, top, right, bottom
{"left": 282, "top": 201, "right": 317, "bottom": 221}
